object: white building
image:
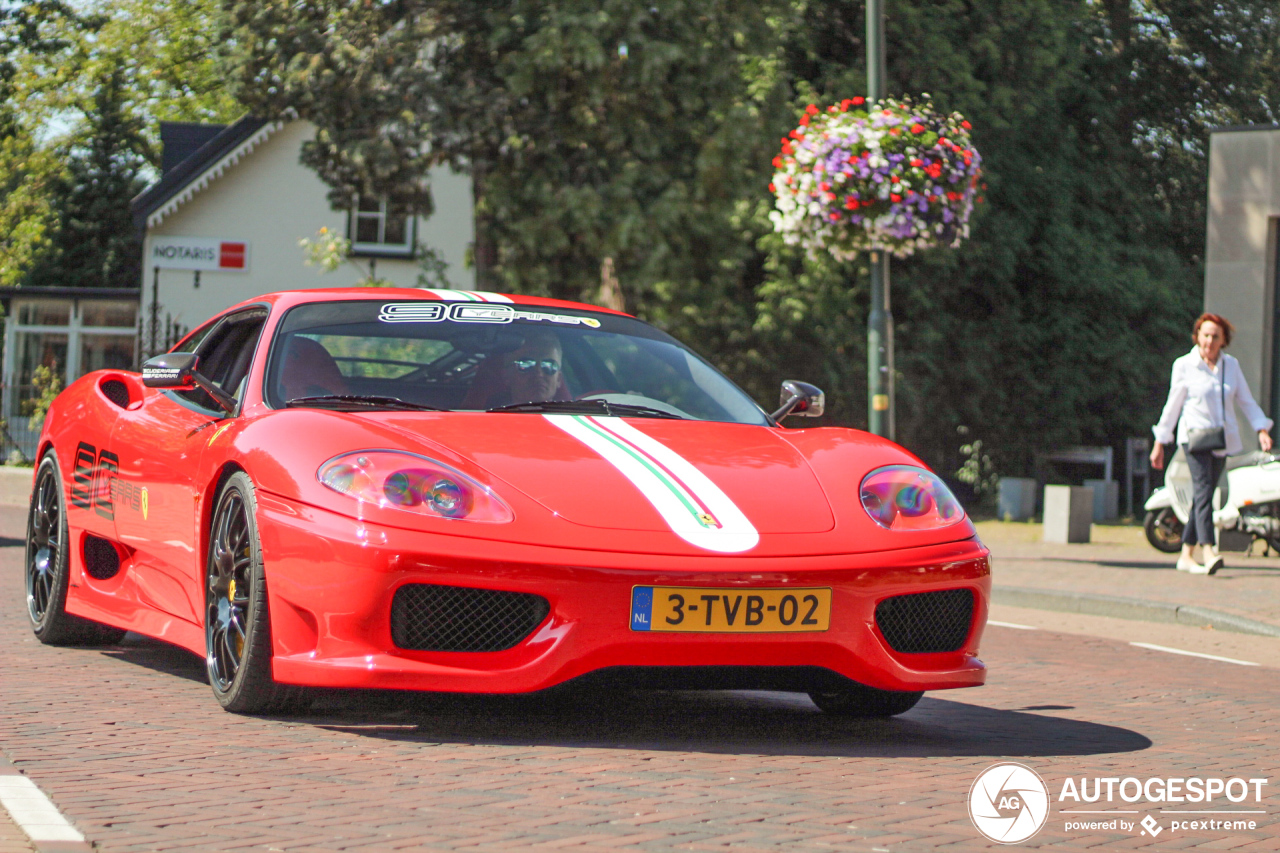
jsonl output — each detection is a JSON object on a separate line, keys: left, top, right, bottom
{"left": 131, "top": 116, "right": 475, "bottom": 351}
{"left": 1203, "top": 124, "right": 1280, "bottom": 447}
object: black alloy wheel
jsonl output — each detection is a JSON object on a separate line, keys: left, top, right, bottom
{"left": 808, "top": 683, "right": 924, "bottom": 718}
{"left": 1144, "top": 508, "right": 1184, "bottom": 554}
{"left": 205, "top": 471, "right": 305, "bottom": 713}
{"left": 26, "top": 453, "right": 125, "bottom": 645}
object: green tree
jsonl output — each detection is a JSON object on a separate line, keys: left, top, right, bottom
{"left": 0, "top": 2, "right": 80, "bottom": 286}
{"left": 221, "top": 0, "right": 1277, "bottom": 483}
{"left": 3, "top": 0, "right": 242, "bottom": 290}
{"left": 223, "top": 0, "right": 788, "bottom": 300}
{"left": 24, "top": 59, "right": 149, "bottom": 289}
{"left": 730, "top": 0, "right": 1216, "bottom": 484}
{"left": 0, "top": 133, "right": 59, "bottom": 287}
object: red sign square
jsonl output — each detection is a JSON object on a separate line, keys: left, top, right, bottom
{"left": 219, "top": 242, "right": 246, "bottom": 269}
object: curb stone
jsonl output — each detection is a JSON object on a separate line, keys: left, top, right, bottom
{"left": 992, "top": 585, "right": 1280, "bottom": 638}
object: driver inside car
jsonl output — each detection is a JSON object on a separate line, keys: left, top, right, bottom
{"left": 504, "top": 329, "right": 564, "bottom": 405}
{"left": 462, "top": 328, "right": 570, "bottom": 409}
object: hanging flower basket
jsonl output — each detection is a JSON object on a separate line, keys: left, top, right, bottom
{"left": 768, "top": 97, "right": 983, "bottom": 260}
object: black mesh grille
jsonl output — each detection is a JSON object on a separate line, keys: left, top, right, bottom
{"left": 391, "top": 584, "right": 550, "bottom": 652}
{"left": 83, "top": 535, "right": 120, "bottom": 580}
{"left": 875, "top": 588, "right": 974, "bottom": 653}
{"left": 100, "top": 379, "right": 130, "bottom": 408}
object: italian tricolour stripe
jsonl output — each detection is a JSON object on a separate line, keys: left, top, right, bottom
{"left": 544, "top": 414, "right": 759, "bottom": 553}
{"left": 420, "top": 289, "right": 512, "bottom": 303}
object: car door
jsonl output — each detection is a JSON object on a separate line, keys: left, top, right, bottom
{"left": 110, "top": 308, "right": 267, "bottom": 624}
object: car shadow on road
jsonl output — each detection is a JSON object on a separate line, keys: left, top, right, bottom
{"left": 91, "top": 635, "right": 1152, "bottom": 760}
{"left": 294, "top": 687, "right": 1151, "bottom": 760}
{"left": 98, "top": 633, "right": 208, "bottom": 684}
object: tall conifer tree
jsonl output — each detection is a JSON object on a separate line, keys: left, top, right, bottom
{"left": 25, "top": 60, "right": 147, "bottom": 289}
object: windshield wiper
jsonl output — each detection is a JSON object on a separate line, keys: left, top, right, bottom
{"left": 285, "top": 394, "right": 446, "bottom": 412}
{"left": 487, "top": 399, "right": 685, "bottom": 419}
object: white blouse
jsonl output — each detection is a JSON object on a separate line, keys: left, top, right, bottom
{"left": 1153, "top": 348, "right": 1273, "bottom": 456}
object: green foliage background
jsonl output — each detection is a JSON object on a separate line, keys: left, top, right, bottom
{"left": 10, "top": 0, "right": 1280, "bottom": 485}
{"left": 0, "top": 0, "right": 241, "bottom": 290}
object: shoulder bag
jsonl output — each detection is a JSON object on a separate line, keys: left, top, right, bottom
{"left": 1186, "top": 358, "right": 1227, "bottom": 453}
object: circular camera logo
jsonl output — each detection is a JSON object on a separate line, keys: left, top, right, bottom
{"left": 968, "top": 762, "right": 1050, "bottom": 844}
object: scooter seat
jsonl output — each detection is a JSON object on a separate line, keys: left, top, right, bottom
{"left": 1225, "top": 450, "right": 1273, "bottom": 472}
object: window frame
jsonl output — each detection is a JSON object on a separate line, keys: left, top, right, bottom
{"left": 165, "top": 305, "right": 270, "bottom": 417}
{"left": 347, "top": 197, "right": 416, "bottom": 258}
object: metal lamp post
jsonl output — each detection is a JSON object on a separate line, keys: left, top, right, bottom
{"left": 866, "top": 0, "right": 894, "bottom": 440}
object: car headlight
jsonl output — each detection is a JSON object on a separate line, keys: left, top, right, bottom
{"left": 318, "top": 451, "right": 513, "bottom": 523}
{"left": 859, "top": 465, "right": 965, "bottom": 530}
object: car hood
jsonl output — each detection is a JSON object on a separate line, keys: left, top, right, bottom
{"left": 236, "top": 409, "right": 976, "bottom": 557}
{"left": 381, "top": 413, "right": 836, "bottom": 544}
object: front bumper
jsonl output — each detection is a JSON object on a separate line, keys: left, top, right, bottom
{"left": 257, "top": 493, "right": 990, "bottom": 694}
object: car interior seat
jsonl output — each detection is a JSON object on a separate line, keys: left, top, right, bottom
{"left": 279, "top": 336, "right": 349, "bottom": 402}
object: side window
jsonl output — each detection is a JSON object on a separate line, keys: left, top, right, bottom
{"left": 176, "top": 309, "right": 267, "bottom": 412}
{"left": 173, "top": 320, "right": 216, "bottom": 354}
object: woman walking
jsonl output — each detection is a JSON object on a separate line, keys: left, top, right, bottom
{"left": 1151, "top": 313, "right": 1273, "bottom": 574}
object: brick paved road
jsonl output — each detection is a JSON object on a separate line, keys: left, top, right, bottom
{"left": 2, "top": 541, "right": 1277, "bottom": 852}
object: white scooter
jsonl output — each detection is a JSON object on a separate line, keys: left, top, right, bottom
{"left": 1144, "top": 447, "right": 1280, "bottom": 553}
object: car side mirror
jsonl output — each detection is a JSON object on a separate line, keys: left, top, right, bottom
{"left": 771, "top": 380, "right": 825, "bottom": 422}
{"left": 141, "top": 353, "right": 236, "bottom": 414}
{"left": 142, "top": 353, "right": 198, "bottom": 389}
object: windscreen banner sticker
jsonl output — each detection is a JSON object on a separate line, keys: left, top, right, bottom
{"left": 418, "top": 289, "right": 513, "bottom": 303}
{"left": 380, "top": 302, "right": 601, "bottom": 328}
{"left": 378, "top": 303, "right": 447, "bottom": 323}
{"left": 544, "top": 414, "right": 759, "bottom": 553}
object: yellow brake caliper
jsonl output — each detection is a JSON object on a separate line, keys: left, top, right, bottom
{"left": 228, "top": 577, "right": 244, "bottom": 658}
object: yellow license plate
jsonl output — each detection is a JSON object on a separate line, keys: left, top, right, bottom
{"left": 630, "top": 586, "right": 831, "bottom": 633}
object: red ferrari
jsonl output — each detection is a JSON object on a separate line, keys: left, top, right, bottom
{"left": 25, "top": 288, "right": 989, "bottom": 715}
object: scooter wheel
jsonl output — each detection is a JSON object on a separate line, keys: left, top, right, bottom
{"left": 1144, "top": 508, "right": 1184, "bottom": 553}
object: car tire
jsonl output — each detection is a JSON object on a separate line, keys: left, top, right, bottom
{"left": 26, "top": 452, "right": 127, "bottom": 646}
{"left": 205, "top": 472, "right": 307, "bottom": 714}
{"left": 808, "top": 683, "right": 924, "bottom": 718}
{"left": 1144, "top": 508, "right": 1184, "bottom": 553}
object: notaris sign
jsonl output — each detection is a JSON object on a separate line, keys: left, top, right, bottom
{"left": 150, "top": 236, "right": 249, "bottom": 272}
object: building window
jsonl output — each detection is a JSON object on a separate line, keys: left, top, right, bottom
{"left": 3, "top": 298, "right": 139, "bottom": 459}
{"left": 349, "top": 197, "right": 414, "bottom": 257}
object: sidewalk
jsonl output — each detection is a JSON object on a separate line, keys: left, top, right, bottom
{"left": 978, "top": 520, "right": 1280, "bottom": 635}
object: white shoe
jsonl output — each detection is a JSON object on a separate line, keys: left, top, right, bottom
{"left": 1176, "top": 555, "right": 1201, "bottom": 572}
{"left": 1203, "top": 545, "right": 1225, "bottom": 576}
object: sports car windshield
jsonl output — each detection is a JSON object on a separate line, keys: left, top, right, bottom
{"left": 265, "top": 300, "right": 770, "bottom": 425}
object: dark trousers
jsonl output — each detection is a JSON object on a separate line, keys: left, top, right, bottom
{"left": 1181, "top": 446, "right": 1226, "bottom": 547}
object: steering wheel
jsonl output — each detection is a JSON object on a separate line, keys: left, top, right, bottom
{"left": 577, "top": 392, "right": 694, "bottom": 420}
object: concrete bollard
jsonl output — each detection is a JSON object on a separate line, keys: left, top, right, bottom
{"left": 997, "top": 477, "right": 1038, "bottom": 521}
{"left": 1083, "top": 478, "right": 1119, "bottom": 522}
{"left": 1043, "top": 485, "right": 1093, "bottom": 543}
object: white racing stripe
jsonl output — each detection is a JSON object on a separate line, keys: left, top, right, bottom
{"left": 419, "top": 288, "right": 513, "bottom": 303}
{"left": 1130, "top": 642, "right": 1258, "bottom": 666}
{"left": 0, "top": 774, "right": 86, "bottom": 842}
{"left": 545, "top": 414, "right": 759, "bottom": 553}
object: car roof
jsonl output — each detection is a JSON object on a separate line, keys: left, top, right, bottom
{"left": 219, "top": 288, "right": 634, "bottom": 319}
